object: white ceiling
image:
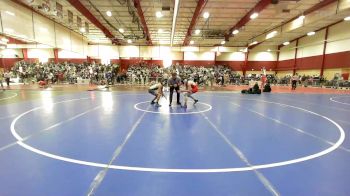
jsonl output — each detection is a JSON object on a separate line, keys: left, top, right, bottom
{"left": 18, "top": 0, "right": 350, "bottom": 47}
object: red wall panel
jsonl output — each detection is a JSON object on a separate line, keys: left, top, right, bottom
{"left": 296, "top": 55, "right": 323, "bottom": 70}
{"left": 324, "top": 51, "right": 350, "bottom": 69}
{"left": 277, "top": 59, "right": 294, "bottom": 70}
{"left": 49, "top": 58, "right": 87, "bottom": 64}
{"left": 23, "top": 58, "right": 38, "bottom": 64}
{"left": 120, "top": 58, "right": 142, "bottom": 70}
{"left": 143, "top": 60, "right": 163, "bottom": 66}
{"left": 215, "top": 61, "right": 243, "bottom": 71}
{"left": 1, "top": 50, "right": 349, "bottom": 73}
{"left": 90, "top": 59, "right": 101, "bottom": 64}
{"left": 110, "top": 59, "right": 120, "bottom": 64}
{"left": 172, "top": 60, "right": 184, "bottom": 65}
{"left": 247, "top": 61, "right": 276, "bottom": 71}
{"left": 182, "top": 60, "right": 215, "bottom": 67}
{"left": 0, "top": 58, "right": 23, "bottom": 70}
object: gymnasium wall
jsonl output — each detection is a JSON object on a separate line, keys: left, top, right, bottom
{"left": 277, "top": 20, "right": 350, "bottom": 77}
{"left": 0, "top": 0, "right": 349, "bottom": 77}
{"left": 0, "top": 48, "right": 24, "bottom": 70}
{"left": 2, "top": 1, "right": 89, "bottom": 55}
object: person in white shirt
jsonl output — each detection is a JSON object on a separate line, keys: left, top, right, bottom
{"left": 291, "top": 74, "right": 299, "bottom": 90}
{"left": 4, "top": 71, "right": 11, "bottom": 87}
{"left": 148, "top": 82, "right": 164, "bottom": 107}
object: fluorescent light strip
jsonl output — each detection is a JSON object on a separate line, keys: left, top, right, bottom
{"left": 249, "top": 41, "right": 258, "bottom": 46}
{"left": 298, "top": 15, "right": 305, "bottom": 20}
{"left": 250, "top": 12, "right": 258, "bottom": 19}
{"left": 5, "top": 11, "right": 15, "bottom": 16}
{"left": 307, "top": 31, "right": 315, "bottom": 36}
{"left": 170, "top": 0, "right": 180, "bottom": 46}
{"left": 266, "top": 30, "right": 277, "bottom": 39}
{"left": 232, "top": 29, "right": 239, "bottom": 35}
{"left": 156, "top": 11, "right": 163, "bottom": 18}
{"left": 203, "top": 12, "right": 210, "bottom": 19}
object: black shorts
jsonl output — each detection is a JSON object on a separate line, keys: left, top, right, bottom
{"left": 148, "top": 89, "right": 157, "bottom": 96}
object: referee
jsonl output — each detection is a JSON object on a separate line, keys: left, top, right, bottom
{"left": 168, "top": 72, "right": 181, "bottom": 106}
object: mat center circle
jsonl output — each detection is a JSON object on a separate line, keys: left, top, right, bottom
{"left": 134, "top": 100, "right": 212, "bottom": 114}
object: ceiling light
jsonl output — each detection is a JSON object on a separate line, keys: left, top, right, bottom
{"left": 158, "top": 29, "right": 163, "bottom": 33}
{"left": 106, "top": 11, "right": 112, "bottom": 17}
{"left": 39, "top": 27, "right": 48, "bottom": 33}
{"left": 127, "top": 39, "right": 132, "bottom": 44}
{"left": 307, "top": 31, "right": 315, "bottom": 36}
{"left": 221, "top": 41, "right": 225, "bottom": 45}
{"left": 190, "top": 40, "right": 194, "bottom": 45}
{"left": 5, "top": 11, "right": 15, "bottom": 16}
{"left": 344, "top": 16, "right": 350, "bottom": 21}
{"left": 170, "top": 0, "right": 180, "bottom": 46}
{"left": 4, "top": 28, "right": 14, "bottom": 33}
{"left": 156, "top": 11, "right": 163, "bottom": 18}
{"left": 240, "top": 48, "right": 248, "bottom": 53}
{"left": 250, "top": 12, "right": 259, "bottom": 19}
{"left": 249, "top": 41, "right": 258, "bottom": 46}
{"left": 232, "top": 29, "right": 239, "bottom": 35}
{"left": 195, "top": 29, "right": 200, "bottom": 35}
{"left": 298, "top": 15, "right": 305, "bottom": 20}
{"left": 80, "top": 27, "right": 86, "bottom": 33}
{"left": 119, "top": 28, "right": 124, "bottom": 33}
{"left": 203, "top": 12, "right": 210, "bottom": 19}
{"left": 283, "top": 41, "right": 290, "bottom": 46}
{"left": 1, "top": 38, "right": 9, "bottom": 43}
{"left": 266, "top": 30, "right": 278, "bottom": 39}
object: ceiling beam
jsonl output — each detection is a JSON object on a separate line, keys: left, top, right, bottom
{"left": 182, "top": 0, "right": 208, "bottom": 46}
{"left": 224, "top": 0, "right": 271, "bottom": 41}
{"left": 133, "top": 0, "right": 152, "bottom": 45}
{"left": 66, "top": 0, "right": 120, "bottom": 45}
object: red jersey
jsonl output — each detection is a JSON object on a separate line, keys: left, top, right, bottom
{"left": 189, "top": 81, "right": 198, "bottom": 93}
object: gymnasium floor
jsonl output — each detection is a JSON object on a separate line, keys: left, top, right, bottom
{"left": 1, "top": 86, "right": 350, "bottom": 196}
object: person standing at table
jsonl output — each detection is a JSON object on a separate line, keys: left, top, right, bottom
{"left": 0, "top": 69, "right": 4, "bottom": 91}
{"left": 291, "top": 73, "right": 299, "bottom": 90}
{"left": 4, "top": 71, "right": 11, "bottom": 87}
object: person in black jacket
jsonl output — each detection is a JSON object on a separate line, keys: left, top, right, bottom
{"left": 263, "top": 82, "right": 272, "bottom": 92}
{"left": 241, "top": 82, "right": 261, "bottom": 94}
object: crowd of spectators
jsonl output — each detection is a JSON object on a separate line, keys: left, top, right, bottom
{"left": 1, "top": 61, "right": 348, "bottom": 88}
{"left": 10, "top": 60, "right": 119, "bottom": 85}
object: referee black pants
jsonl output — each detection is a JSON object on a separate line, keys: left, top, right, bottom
{"left": 169, "top": 86, "right": 180, "bottom": 104}
{"left": 292, "top": 80, "right": 297, "bottom": 90}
